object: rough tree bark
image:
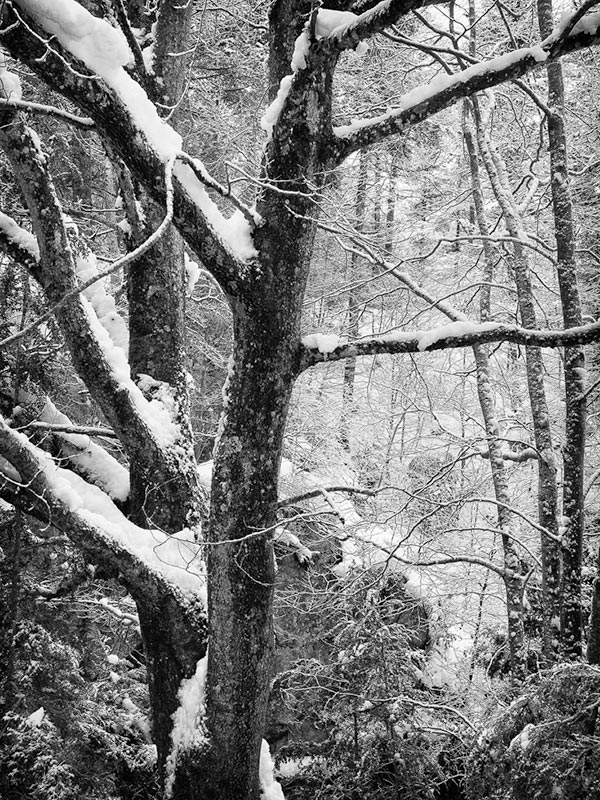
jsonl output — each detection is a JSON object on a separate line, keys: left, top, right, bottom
{"left": 537, "top": 0, "right": 587, "bottom": 659}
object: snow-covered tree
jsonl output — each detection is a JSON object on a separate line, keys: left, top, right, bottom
{"left": 1, "top": 1, "right": 600, "bottom": 798}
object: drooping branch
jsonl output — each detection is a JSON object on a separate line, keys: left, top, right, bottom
{"left": 0, "top": 416, "right": 205, "bottom": 617}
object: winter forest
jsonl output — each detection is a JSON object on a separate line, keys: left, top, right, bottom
{"left": 2, "top": 0, "right": 600, "bottom": 798}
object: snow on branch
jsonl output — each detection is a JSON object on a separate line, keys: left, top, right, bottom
{"left": 30, "top": 397, "right": 130, "bottom": 502}
{"left": 299, "top": 319, "right": 600, "bottom": 369}
{"left": 0, "top": 415, "right": 207, "bottom": 605}
{"left": 0, "top": 116, "right": 185, "bottom": 453}
{"left": 0, "top": 210, "right": 40, "bottom": 278}
{"left": 316, "top": 0, "right": 440, "bottom": 49}
{"left": 332, "top": 17, "right": 600, "bottom": 160}
{"left": 5, "top": 1, "right": 256, "bottom": 285}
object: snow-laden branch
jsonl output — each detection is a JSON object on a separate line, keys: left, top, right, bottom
{"left": 0, "top": 209, "right": 41, "bottom": 278}
{"left": 0, "top": 151, "right": 175, "bottom": 352}
{"left": 4, "top": 1, "right": 257, "bottom": 292}
{"left": 316, "top": 0, "right": 448, "bottom": 50}
{"left": 299, "top": 319, "right": 600, "bottom": 370}
{"left": 331, "top": 13, "right": 600, "bottom": 160}
{"left": 0, "top": 414, "right": 207, "bottom": 606}
{"left": 28, "top": 397, "right": 129, "bottom": 501}
{"left": 0, "top": 113, "right": 187, "bottom": 458}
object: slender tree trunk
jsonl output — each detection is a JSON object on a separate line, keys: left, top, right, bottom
{"left": 463, "top": 108, "right": 526, "bottom": 678}
{"left": 537, "top": 0, "right": 586, "bottom": 659}
{"left": 471, "top": 96, "right": 561, "bottom": 660}
{"left": 341, "top": 149, "right": 368, "bottom": 448}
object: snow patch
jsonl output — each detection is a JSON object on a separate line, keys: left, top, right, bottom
{"left": 76, "top": 250, "right": 129, "bottom": 352}
{"left": 184, "top": 252, "right": 200, "bottom": 295}
{"left": 315, "top": 9, "right": 358, "bottom": 38}
{"left": 174, "top": 163, "right": 257, "bottom": 260}
{"left": 261, "top": 30, "right": 310, "bottom": 139}
{"left": 166, "top": 654, "right": 209, "bottom": 798}
{"left": 0, "top": 68, "right": 22, "bottom": 100}
{"left": 40, "top": 398, "right": 130, "bottom": 501}
{"left": 81, "top": 297, "right": 181, "bottom": 447}
{"left": 0, "top": 211, "right": 39, "bottom": 258}
{"left": 26, "top": 707, "right": 45, "bottom": 727}
{"left": 302, "top": 333, "right": 341, "bottom": 354}
{"left": 260, "top": 739, "right": 286, "bottom": 800}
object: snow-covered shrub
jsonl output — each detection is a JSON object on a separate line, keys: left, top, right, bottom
{"left": 0, "top": 712, "right": 79, "bottom": 800}
{"left": 465, "top": 664, "right": 600, "bottom": 800}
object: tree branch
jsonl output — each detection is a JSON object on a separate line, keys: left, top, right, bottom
{"left": 299, "top": 319, "right": 600, "bottom": 370}
{"left": 330, "top": 20, "right": 600, "bottom": 161}
{"left": 0, "top": 2, "right": 247, "bottom": 296}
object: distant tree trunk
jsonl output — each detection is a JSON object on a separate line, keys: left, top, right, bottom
{"left": 538, "top": 0, "right": 586, "bottom": 659}
{"left": 341, "top": 149, "right": 368, "bottom": 449}
{"left": 463, "top": 107, "right": 526, "bottom": 678}
{"left": 470, "top": 95, "right": 561, "bottom": 661}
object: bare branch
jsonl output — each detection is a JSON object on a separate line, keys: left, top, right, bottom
{"left": 23, "top": 421, "right": 117, "bottom": 438}
{"left": 0, "top": 97, "right": 94, "bottom": 127}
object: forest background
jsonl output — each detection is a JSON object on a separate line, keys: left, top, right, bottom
{"left": 1, "top": 0, "right": 600, "bottom": 798}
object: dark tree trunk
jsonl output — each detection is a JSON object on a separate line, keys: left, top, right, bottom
{"left": 0, "top": 513, "right": 21, "bottom": 718}
{"left": 341, "top": 149, "right": 368, "bottom": 447}
{"left": 538, "top": 0, "right": 586, "bottom": 659}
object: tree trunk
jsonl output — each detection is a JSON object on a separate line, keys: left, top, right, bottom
{"left": 464, "top": 109, "right": 526, "bottom": 679}
{"left": 538, "top": 0, "right": 586, "bottom": 658}
{"left": 341, "top": 149, "right": 368, "bottom": 448}
{"left": 470, "top": 96, "right": 561, "bottom": 661}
